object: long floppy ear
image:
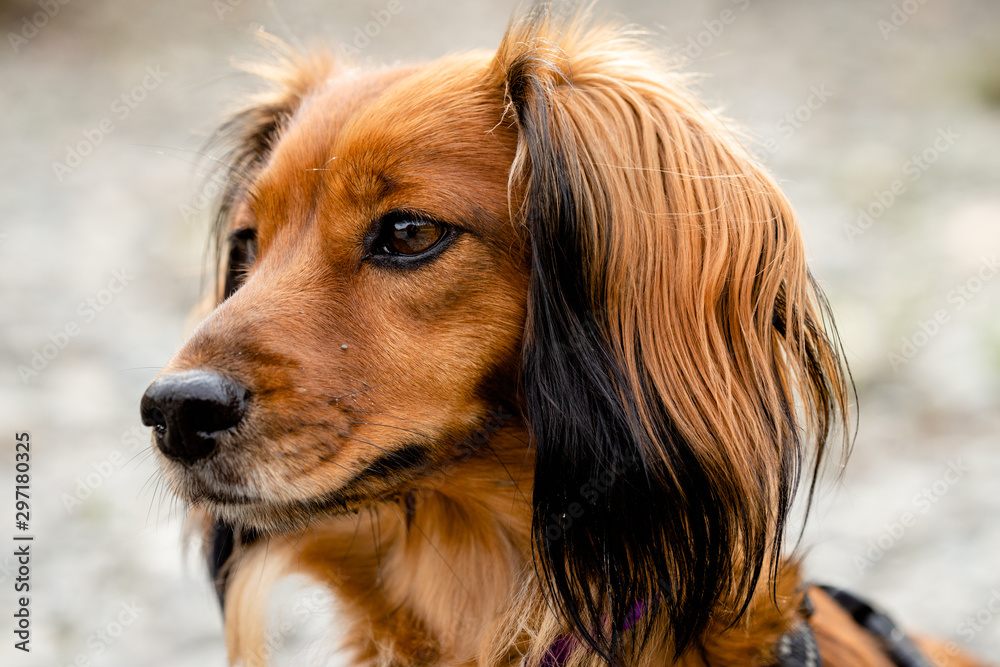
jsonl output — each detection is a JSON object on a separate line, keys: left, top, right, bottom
{"left": 492, "top": 8, "right": 850, "bottom": 662}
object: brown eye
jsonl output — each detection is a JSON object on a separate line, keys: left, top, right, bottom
{"left": 367, "top": 212, "right": 455, "bottom": 267}
{"left": 386, "top": 220, "right": 444, "bottom": 255}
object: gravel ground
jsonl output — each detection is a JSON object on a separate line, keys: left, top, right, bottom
{"left": 0, "top": 0, "right": 998, "bottom": 665}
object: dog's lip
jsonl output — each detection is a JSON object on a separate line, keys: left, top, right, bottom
{"left": 184, "top": 479, "right": 363, "bottom": 513}
{"left": 168, "top": 464, "right": 354, "bottom": 515}
{"left": 192, "top": 487, "right": 374, "bottom": 535}
{"left": 170, "top": 469, "right": 262, "bottom": 506}
{"left": 189, "top": 487, "right": 262, "bottom": 506}
{"left": 175, "top": 442, "right": 437, "bottom": 526}
{"left": 210, "top": 488, "right": 368, "bottom": 513}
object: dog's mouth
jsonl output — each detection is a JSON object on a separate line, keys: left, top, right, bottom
{"left": 165, "top": 441, "right": 438, "bottom": 533}
{"left": 188, "top": 487, "right": 378, "bottom": 534}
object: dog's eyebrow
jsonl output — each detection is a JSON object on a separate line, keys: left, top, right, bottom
{"left": 335, "top": 153, "right": 401, "bottom": 205}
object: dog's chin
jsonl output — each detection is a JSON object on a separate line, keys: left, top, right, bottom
{"left": 160, "top": 438, "right": 442, "bottom": 533}
{"left": 184, "top": 484, "right": 379, "bottom": 535}
{"left": 162, "top": 464, "right": 379, "bottom": 534}
{"left": 203, "top": 495, "right": 369, "bottom": 535}
{"left": 167, "top": 458, "right": 440, "bottom": 534}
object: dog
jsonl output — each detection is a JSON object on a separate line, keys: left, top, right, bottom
{"left": 141, "top": 5, "right": 989, "bottom": 666}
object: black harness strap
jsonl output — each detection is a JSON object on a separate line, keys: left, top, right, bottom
{"left": 774, "top": 620, "right": 823, "bottom": 667}
{"left": 773, "top": 589, "right": 822, "bottom": 667}
{"left": 818, "top": 586, "right": 936, "bottom": 667}
{"left": 771, "top": 585, "right": 938, "bottom": 667}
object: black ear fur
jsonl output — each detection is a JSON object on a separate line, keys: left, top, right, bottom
{"left": 506, "top": 30, "right": 786, "bottom": 663}
{"left": 210, "top": 102, "right": 287, "bottom": 304}
{"left": 514, "top": 83, "right": 740, "bottom": 662}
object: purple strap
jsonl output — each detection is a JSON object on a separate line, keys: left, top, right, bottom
{"left": 541, "top": 602, "right": 647, "bottom": 666}
{"left": 541, "top": 636, "right": 574, "bottom": 667}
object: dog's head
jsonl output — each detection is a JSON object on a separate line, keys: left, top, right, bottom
{"left": 144, "top": 45, "right": 530, "bottom": 526}
{"left": 143, "top": 7, "right": 849, "bottom": 659}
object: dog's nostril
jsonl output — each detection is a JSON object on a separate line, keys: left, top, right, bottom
{"left": 145, "top": 406, "right": 168, "bottom": 432}
{"left": 141, "top": 370, "right": 248, "bottom": 464}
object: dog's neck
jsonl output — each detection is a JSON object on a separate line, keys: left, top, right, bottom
{"left": 284, "top": 423, "right": 537, "bottom": 664}
{"left": 227, "top": 422, "right": 801, "bottom": 666}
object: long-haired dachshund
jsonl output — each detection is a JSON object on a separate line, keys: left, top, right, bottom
{"left": 141, "top": 5, "right": 988, "bottom": 666}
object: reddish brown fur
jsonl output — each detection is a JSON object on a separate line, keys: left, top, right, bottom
{"left": 149, "top": 9, "right": 991, "bottom": 667}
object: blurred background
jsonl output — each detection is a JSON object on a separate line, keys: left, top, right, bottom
{"left": 0, "top": 0, "right": 998, "bottom": 664}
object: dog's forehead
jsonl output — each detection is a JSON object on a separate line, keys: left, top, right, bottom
{"left": 265, "top": 64, "right": 423, "bottom": 174}
{"left": 251, "top": 53, "right": 517, "bottom": 240}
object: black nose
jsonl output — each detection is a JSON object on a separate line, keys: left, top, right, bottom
{"left": 141, "top": 370, "right": 248, "bottom": 463}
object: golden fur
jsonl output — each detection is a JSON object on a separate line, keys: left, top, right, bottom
{"left": 144, "top": 6, "right": 989, "bottom": 667}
